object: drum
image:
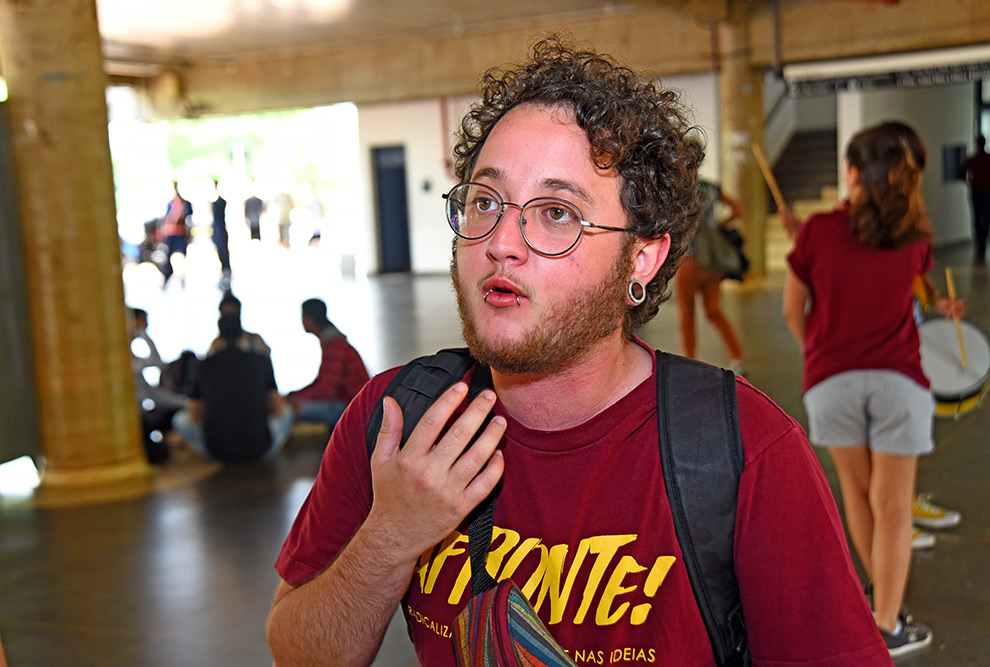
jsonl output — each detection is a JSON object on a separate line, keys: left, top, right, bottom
{"left": 918, "top": 319, "right": 990, "bottom": 418}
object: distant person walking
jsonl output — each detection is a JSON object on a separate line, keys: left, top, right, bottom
{"left": 212, "top": 179, "right": 231, "bottom": 287}
{"left": 287, "top": 298, "right": 370, "bottom": 431}
{"left": 158, "top": 181, "right": 192, "bottom": 285}
{"left": 274, "top": 191, "right": 294, "bottom": 247}
{"left": 960, "top": 134, "right": 990, "bottom": 264}
{"left": 244, "top": 193, "right": 265, "bottom": 241}
{"left": 675, "top": 178, "right": 746, "bottom": 373}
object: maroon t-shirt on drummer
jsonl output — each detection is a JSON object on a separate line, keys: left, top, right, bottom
{"left": 787, "top": 202, "right": 934, "bottom": 393}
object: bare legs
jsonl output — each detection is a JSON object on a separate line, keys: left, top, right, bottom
{"left": 829, "top": 445, "right": 917, "bottom": 632}
{"left": 676, "top": 255, "right": 744, "bottom": 363}
{"left": 676, "top": 256, "right": 701, "bottom": 358}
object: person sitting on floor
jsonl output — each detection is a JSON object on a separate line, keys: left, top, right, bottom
{"left": 128, "top": 307, "right": 187, "bottom": 464}
{"left": 286, "top": 298, "right": 370, "bottom": 431}
{"left": 172, "top": 314, "right": 292, "bottom": 463}
{"left": 206, "top": 291, "right": 271, "bottom": 357}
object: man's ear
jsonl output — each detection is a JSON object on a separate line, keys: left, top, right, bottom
{"left": 627, "top": 234, "right": 671, "bottom": 303}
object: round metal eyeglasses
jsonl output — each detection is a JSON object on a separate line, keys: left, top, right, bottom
{"left": 442, "top": 182, "right": 633, "bottom": 257}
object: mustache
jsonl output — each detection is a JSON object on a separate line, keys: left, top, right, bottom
{"left": 450, "top": 251, "right": 531, "bottom": 299}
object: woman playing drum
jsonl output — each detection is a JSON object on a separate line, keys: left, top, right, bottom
{"left": 782, "top": 123, "right": 963, "bottom": 659}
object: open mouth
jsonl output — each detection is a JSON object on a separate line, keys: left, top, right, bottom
{"left": 483, "top": 281, "right": 523, "bottom": 307}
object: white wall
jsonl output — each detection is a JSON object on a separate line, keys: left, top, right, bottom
{"left": 357, "top": 98, "right": 467, "bottom": 274}
{"left": 666, "top": 72, "right": 721, "bottom": 182}
{"left": 837, "top": 83, "right": 975, "bottom": 245}
{"left": 796, "top": 95, "right": 838, "bottom": 130}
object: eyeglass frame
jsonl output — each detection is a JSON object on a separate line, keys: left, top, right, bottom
{"left": 442, "top": 181, "right": 635, "bottom": 257}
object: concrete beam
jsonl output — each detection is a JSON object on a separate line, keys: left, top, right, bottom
{"left": 750, "top": 0, "right": 990, "bottom": 67}
{"left": 142, "top": 8, "right": 716, "bottom": 118}
{"left": 631, "top": 0, "right": 730, "bottom": 21}
{"left": 136, "top": 0, "right": 990, "bottom": 119}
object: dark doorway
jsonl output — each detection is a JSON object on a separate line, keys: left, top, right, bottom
{"left": 372, "top": 145, "right": 411, "bottom": 273}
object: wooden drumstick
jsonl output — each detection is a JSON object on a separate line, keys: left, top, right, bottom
{"left": 751, "top": 142, "right": 787, "bottom": 211}
{"left": 945, "top": 267, "right": 967, "bottom": 368}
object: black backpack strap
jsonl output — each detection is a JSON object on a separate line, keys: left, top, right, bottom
{"left": 465, "top": 483, "right": 499, "bottom": 595}
{"left": 657, "top": 352, "right": 749, "bottom": 667}
{"left": 365, "top": 348, "right": 479, "bottom": 456}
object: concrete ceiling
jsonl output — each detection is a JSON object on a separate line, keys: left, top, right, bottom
{"left": 97, "top": 0, "right": 660, "bottom": 70}
{"left": 81, "top": 0, "right": 990, "bottom": 116}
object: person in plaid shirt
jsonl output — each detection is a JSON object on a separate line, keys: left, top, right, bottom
{"left": 287, "top": 298, "right": 370, "bottom": 430}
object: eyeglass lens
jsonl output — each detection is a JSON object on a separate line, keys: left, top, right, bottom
{"left": 445, "top": 183, "right": 584, "bottom": 255}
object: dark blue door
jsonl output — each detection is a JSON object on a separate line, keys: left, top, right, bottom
{"left": 372, "top": 145, "right": 411, "bottom": 273}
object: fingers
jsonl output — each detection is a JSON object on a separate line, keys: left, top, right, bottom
{"left": 371, "top": 396, "right": 404, "bottom": 464}
{"left": 399, "top": 382, "right": 469, "bottom": 456}
{"left": 430, "top": 389, "right": 498, "bottom": 460}
{"left": 453, "top": 416, "right": 507, "bottom": 505}
{"left": 402, "top": 384, "right": 500, "bottom": 466}
{"left": 934, "top": 297, "right": 965, "bottom": 319}
{"left": 375, "top": 381, "right": 501, "bottom": 466}
{"left": 384, "top": 382, "right": 505, "bottom": 493}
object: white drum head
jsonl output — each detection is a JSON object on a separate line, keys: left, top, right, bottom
{"left": 919, "top": 319, "right": 990, "bottom": 401}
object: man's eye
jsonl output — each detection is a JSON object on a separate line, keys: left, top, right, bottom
{"left": 540, "top": 204, "right": 577, "bottom": 225}
{"left": 474, "top": 197, "right": 497, "bottom": 212}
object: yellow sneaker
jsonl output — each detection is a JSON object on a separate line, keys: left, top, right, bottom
{"left": 912, "top": 493, "right": 962, "bottom": 529}
{"left": 912, "top": 527, "right": 936, "bottom": 550}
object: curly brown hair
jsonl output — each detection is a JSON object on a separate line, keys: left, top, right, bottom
{"left": 451, "top": 35, "right": 702, "bottom": 336}
{"left": 846, "top": 124, "right": 929, "bottom": 249}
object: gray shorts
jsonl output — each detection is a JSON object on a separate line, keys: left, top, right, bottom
{"left": 803, "top": 370, "right": 934, "bottom": 456}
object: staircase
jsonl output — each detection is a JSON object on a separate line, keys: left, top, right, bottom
{"left": 764, "top": 128, "right": 840, "bottom": 272}
{"left": 770, "top": 129, "right": 839, "bottom": 209}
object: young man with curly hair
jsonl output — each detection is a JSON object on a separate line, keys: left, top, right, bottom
{"left": 267, "top": 37, "right": 891, "bottom": 666}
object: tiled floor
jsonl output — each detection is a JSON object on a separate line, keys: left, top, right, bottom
{"left": 0, "top": 237, "right": 987, "bottom": 666}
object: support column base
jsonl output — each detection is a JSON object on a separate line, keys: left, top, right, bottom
{"left": 32, "top": 458, "right": 153, "bottom": 507}
{"left": 41, "top": 458, "right": 151, "bottom": 487}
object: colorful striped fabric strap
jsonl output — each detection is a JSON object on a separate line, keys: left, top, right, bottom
{"left": 453, "top": 579, "right": 577, "bottom": 667}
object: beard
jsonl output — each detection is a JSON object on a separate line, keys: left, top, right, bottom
{"left": 452, "top": 243, "right": 634, "bottom": 376}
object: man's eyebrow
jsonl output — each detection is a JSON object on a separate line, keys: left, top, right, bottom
{"left": 540, "top": 178, "right": 594, "bottom": 206}
{"left": 469, "top": 169, "right": 595, "bottom": 206}
{"left": 472, "top": 166, "right": 504, "bottom": 182}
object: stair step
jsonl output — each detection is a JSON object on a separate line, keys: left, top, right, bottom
{"left": 768, "top": 128, "right": 838, "bottom": 212}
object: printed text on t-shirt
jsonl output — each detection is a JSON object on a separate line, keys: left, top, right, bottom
{"left": 412, "top": 527, "right": 676, "bottom": 626}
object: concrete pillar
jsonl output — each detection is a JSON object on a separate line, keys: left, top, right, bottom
{"left": 0, "top": 0, "right": 148, "bottom": 486}
{"left": 718, "top": 5, "right": 768, "bottom": 278}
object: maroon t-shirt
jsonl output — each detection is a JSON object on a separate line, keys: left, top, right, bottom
{"left": 276, "top": 344, "right": 891, "bottom": 666}
{"left": 787, "top": 203, "right": 934, "bottom": 393}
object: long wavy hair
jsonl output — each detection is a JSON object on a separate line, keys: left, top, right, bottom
{"left": 452, "top": 35, "right": 703, "bottom": 337}
{"left": 846, "top": 125, "right": 930, "bottom": 249}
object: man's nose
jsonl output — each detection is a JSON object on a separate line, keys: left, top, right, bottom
{"left": 486, "top": 204, "right": 528, "bottom": 259}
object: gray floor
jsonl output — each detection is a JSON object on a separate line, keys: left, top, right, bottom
{"left": 0, "top": 238, "right": 987, "bottom": 666}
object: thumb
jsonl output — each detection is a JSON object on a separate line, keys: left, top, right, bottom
{"left": 372, "top": 396, "right": 404, "bottom": 464}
